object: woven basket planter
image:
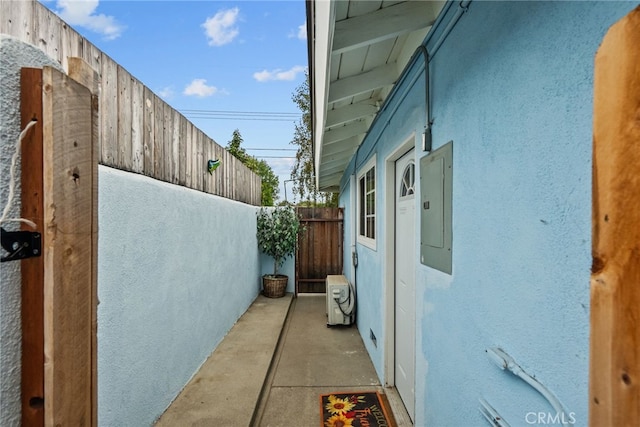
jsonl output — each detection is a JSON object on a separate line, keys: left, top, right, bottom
{"left": 262, "top": 275, "right": 288, "bottom": 298}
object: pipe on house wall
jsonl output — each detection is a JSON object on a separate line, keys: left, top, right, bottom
{"left": 487, "top": 347, "right": 572, "bottom": 426}
{"left": 479, "top": 398, "right": 511, "bottom": 427}
{"left": 341, "top": 0, "right": 474, "bottom": 323}
{"left": 353, "top": 0, "right": 472, "bottom": 168}
{"left": 430, "top": 0, "right": 472, "bottom": 59}
{"left": 350, "top": 141, "right": 360, "bottom": 325}
{"left": 417, "top": 45, "right": 432, "bottom": 152}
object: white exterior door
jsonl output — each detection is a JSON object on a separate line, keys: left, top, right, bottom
{"left": 395, "top": 150, "right": 416, "bottom": 420}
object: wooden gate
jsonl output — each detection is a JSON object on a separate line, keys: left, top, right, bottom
{"left": 590, "top": 8, "right": 640, "bottom": 426}
{"left": 20, "top": 64, "right": 98, "bottom": 426}
{"left": 295, "top": 207, "right": 344, "bottom": 294}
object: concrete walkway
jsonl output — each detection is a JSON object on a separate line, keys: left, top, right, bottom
{"left": 155, "top": 293, "right": 411, "bottom": 426}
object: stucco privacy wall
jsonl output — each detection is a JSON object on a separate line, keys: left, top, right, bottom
{"left": 98, "top": 166, "right": 261, "bottom": 425}
{"left": 339, "top": 1, "right": 637, "bottom": 426}
{"left": 0, "top": 33, "right": 287, "bottom": 426}
{"left": 0, "top": 35, "right": 62, "bottom": 427}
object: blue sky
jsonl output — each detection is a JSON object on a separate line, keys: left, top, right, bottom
{"left": 40, "top": 0, "right": 308, "bottom": 201}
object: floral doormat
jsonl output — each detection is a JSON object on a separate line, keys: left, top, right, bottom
{"left": 320, "top": 391, "right": 396, "bottom": 427}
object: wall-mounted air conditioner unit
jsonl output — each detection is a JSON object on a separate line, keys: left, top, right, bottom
{"left": 326, "top": 275, "right": 355, "bottom": 326}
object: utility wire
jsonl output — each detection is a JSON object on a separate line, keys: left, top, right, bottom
{"left": 185, "top": 117, "right": 296, "bottom": 122}
{"left": 179, "top": 108, "right": 300, "bottom": 122}
{"left": 246, "top": 147, "right": 297, "bottom": 151}
{"left": 180, "top": 109, "right": 299, "bottom": 115}
{"left": 255, "top": 156, "right": 296, "bottom": 159}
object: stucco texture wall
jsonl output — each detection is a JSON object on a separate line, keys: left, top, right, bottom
{"left": 340, "top": 2, "right": 637, "bottom": 426}
{"left": 98, "top": 166, "right": 261, "bottom": 425}
{"left": 420, "top": 2, "right": 635, "bottom": 426}
{"left": 0, "top": 35, "right": 61, "bottom": 427}
{"left": 1, "top": 34, "right": 282, "bottom": 427}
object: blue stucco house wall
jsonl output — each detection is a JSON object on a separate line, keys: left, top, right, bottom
{"left": 337, "top": 2, "right": 637, "bottom": 426}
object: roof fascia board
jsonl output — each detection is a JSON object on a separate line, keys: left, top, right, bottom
{"left": 312, "top": 0, "right": 335, "bottom": 188}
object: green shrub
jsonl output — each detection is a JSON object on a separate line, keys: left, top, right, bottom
{"left": 257, "top": 206, "right": 302, "bottom": 276}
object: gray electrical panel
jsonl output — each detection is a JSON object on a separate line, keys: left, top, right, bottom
{"left": 420, "top": 141, "right": 452, "bottom": 274}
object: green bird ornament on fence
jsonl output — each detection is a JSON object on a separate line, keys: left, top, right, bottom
{"left": 207, "top": 159, "right": 220, "bottom": 174}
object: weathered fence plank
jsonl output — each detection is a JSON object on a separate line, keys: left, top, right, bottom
{"left": 171, "top": 108, "right": 180, "bottom": 184}
{"left": 100, "top": 56, "right": 118, "bottom": 167}
{"left": 0, "top": 0, "right": 34, "bottom": 43}
{"left": 185, "top": 120, "right": 193, "bottom": 187}
{"left": 131, "top": 77, "right": 144, "bottom": 173}
{"left": 6, "top": 0, "right": 261, "bottom": 205}
{"left": 189, "top": 124, "right": 197, "bottom": 189}
{"left": 34, "top": 3, "right": 60, "bottom": 65}
{"left": 117, "top": 65, "right": 133, "bottom": 171}
{"left": 60, "top": 21, "right": 83, "bottom": 71}
{"left": 153, "top": 94, "right": 164, "bottom": 178}
{"left": 81, "top": 37, "right": 101, "bottom": 72}
{"left": 178, "top": 115, "right": 187, "bottom": 185}
{"left": 196, "top": 130, "right": 205, "bottom": 191}
{"left": 143, "top": 86, "right": 155, "bottom": 177}
{"left": 162, "top": 101, "right": 172, "bottom": 182}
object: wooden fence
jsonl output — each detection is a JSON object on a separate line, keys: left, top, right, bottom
{"left": 295, "top": 207, "right": 344, "bottom": 294}
{"left": 1, "top": 0, "right": 262, "bottom": 205}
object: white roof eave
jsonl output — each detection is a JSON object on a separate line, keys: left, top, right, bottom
{"left": 312, "top": 0, "right": 335, "bottom": 190}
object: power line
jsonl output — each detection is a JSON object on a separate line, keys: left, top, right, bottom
{"left": 181, "top": 109, "right": 299, "bottom": 116}
{"left": 179, "top": 108, "right": 301, "bottom": 122}
{"left": 246, "top": 147, "right": 297, "bottom": 151}
{"left": 255, "top": 156, "right": 296, "bottom": 159}
{"left": 184, "top": 116, "right": 296, "bottom": 122}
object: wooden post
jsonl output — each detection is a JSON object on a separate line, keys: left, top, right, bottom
{"left": 68, "top": 57, "right": 100, "bottom": 427}
{"left": 21, "top": 67, "right": 45, "bottom": 427}
{"left": 42, "top": 65, "right": 97, "bottom": 426}
{"left": 591, "top": 7, "right": 640, "bottom": 427}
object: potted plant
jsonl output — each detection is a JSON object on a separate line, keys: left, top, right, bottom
{"left": 256, "top": 205, "right": 302, "bottom": 298}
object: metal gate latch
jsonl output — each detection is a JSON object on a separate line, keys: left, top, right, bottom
{"left": 1, "top": 227, "right": 41, "bottom": 262}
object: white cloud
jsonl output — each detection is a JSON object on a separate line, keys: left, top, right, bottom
{"left": 288, "top": 22, "right": 306, "bottom": 40}
{"left": 157, "top": 86, "right": 174, "bottom": 99}
{"left": 253, "top": 65, "right": 306, "bottom": 82}
{"left": 297, "top": 22, "right": 306, "bottom": 40}
{"left": 55, "top": 0, "right": 124, "bottom": 40}
{"left": 202, "top": 7, "right": 240, "bottom": 47}
{"left": 183, "top": 79, "right": 219, "bottom": 97}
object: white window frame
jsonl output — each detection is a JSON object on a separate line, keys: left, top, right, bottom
{"left": 357, "top": 154, "right": 377, "bottom": 250}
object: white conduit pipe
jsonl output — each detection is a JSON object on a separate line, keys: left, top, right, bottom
{"left": 486, "top": 347, "right": 572, "bottom": 426}
{"left": 479, "top": 397, "right": 511, "bottom": 427}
